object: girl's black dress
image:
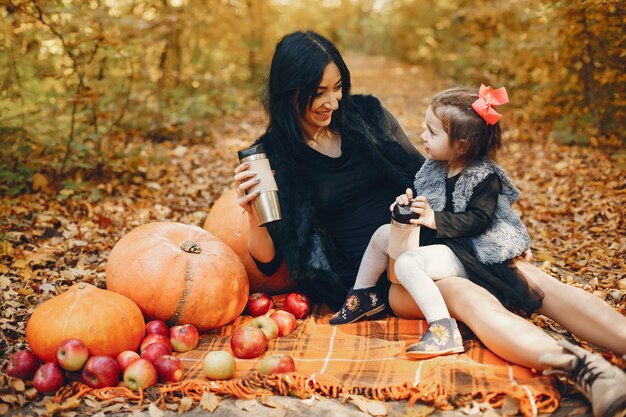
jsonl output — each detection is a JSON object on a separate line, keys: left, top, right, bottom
{"left": 422, "top": 173, "right": 544, "bottom": 315}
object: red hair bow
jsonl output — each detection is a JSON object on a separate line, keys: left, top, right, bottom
{"left": 471, "top": 84, "right": 509, "bottom": 125}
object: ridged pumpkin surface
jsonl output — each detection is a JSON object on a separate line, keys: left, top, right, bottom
{"left": 106, "top": 222, "right": 248, "bottom": 330}
{"left": 203, "top": 189, "right": 296, "bottom": 294}
{"left": 26, "top": 282, "right": 145, "bottom": 363}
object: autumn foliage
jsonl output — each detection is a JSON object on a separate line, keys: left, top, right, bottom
{"left": 1, "top": 0, "right": 623, "bottom": 196}
{"left": 385, "top": 0, "right": 625, "bottom": 149}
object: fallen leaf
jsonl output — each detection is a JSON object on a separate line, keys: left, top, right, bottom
{"left": 17, "top": 287, "right": 34, "bottom": 296}
{"left": 300, "top": 395, "right": 322, "bottom": 406}
{"left": 461, "top": 401, "right": 482, "bottom": 415}
{"left": 32, "top": 173, "right": 50, "bottom": 191}
{"left": 12, "top": 259, "right": 29, "bottom": 269}
{"left": 0, "top": 403, "right": 9, "bottom": 415}
{"left": 346, "top": 395, "right": 369, "bottom": 414}
{"left": 101, "top": 403, "right": 125, "bottom": 413}
{"left": 0, "top": 240, "right": 13, "bottom": 257}
{"left": 148, "top": 403, "right": 165, "bottom": 417}
{"left": 501, "top": 395, "right": 520, "bottom": 416}
{"left": 366, "top": 400, "right": 388, "bottom": 416}
{"left": 259, "top": 396, "right": 283, "bottom": 408}
{"left": 483, "top": 409, "right": 501, "bottom": 417}
{"left": 165, "top": 402, "right": 179, "bottom": 411}
{"left": 83, "top": 396, "right": 101, "bottom": 410}
{"left": 235, "top": 398, "right": 258, "bottom": 411}
{"left": 402, "top": 406, "right": 435, "bottom": 417}
{"left": 24, "top": 387, "right": 38, "bottom": 399}
{"left": 200, "top": 392, "right": 221, "bottom": 413}
{"left": 270, "top": 407, "right": 288, "bottom": 417}
{"left": 25, "top": 250, "right": 57, "bottom": 267}
{"left": 343, "top": 395, "right": 387, "bottom": 416}
{"left": 178, "top": 397, "right": 193, "bottom": 414}
{"left": 0, "top": 394, "right": 19, "bottom": 404}
{"left": 44, "top": 397, "right": 81, "bottom": 414}
{"left": 10, "top": 378, "right": 25, "bottom": 392}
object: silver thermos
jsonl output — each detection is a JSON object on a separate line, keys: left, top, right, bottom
{"left": 238, "top": 144, "right": 282, "bottom": 226}
{"left": 387, "top": 203, "right": 420, "bottom": 284}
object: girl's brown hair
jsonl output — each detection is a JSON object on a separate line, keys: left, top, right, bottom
{"left": 431, "top": 87, "right": 502, "bottom": 166}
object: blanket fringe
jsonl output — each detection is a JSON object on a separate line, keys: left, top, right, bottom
{"left": 52, "top": 373, "right": 559, "bottom": 417}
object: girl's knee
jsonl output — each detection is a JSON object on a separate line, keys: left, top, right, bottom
{"left": 371, "top": 224, "right": 391, "bottom": 251}
{"left": 394, "top": 252, "right": 425, "bottom": 281}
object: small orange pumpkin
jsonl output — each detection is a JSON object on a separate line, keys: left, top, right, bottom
{"left": 203, "top": 189, "right": 297, "bottom": 294}
{"left": 106, "top": 222, "right": 248, "bottom": 330}
{"left": 26, "top": 282, "right": 145, "bottom": 363}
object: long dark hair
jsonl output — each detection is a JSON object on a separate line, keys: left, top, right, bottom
{"left": 263, "top": 31, "right": 352, "bottom": 168}
{"left": 431, "top": 87, "right": 503, "bottom": 166}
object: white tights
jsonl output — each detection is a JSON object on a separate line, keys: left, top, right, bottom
{"left": 353, "top": 224, "right": 468, "bottom": 322}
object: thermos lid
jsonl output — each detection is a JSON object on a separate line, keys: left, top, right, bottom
{"left": 238, "top": 144, "right": 266, "bottom": 161}
{"left": 392, "top": 203, "right": 420, "bottom": 224}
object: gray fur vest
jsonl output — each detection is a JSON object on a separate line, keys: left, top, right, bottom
{"left": 413, "top": 159, "right": 531, "bottom": 264}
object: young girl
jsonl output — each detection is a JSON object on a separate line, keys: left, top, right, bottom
{"left": 330, "top": 85, "right": 544, "bottom": 359}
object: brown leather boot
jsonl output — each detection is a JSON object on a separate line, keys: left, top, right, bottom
{"left": 539, "top": 339, "right": 626, "bottom": 417}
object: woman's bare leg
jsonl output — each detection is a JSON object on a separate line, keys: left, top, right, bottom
{"left": 516, "top": 260, "right": 626, "bottom": 355}
{"left": 389, "top": 278, "right": 561, "bottom": 369}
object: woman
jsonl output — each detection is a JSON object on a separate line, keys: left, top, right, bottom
{"left": 233, "top": 31, "right": 626, "bottom": 417}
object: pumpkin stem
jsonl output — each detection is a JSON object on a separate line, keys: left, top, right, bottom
{"left": 180, "top": 240, "right": 201, "bottom": 254}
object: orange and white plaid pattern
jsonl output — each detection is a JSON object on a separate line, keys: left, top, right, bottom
{"left": 54, "top": 296, "right": 559, "bottom": 417}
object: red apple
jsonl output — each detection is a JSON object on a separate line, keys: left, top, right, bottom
{"left": 258, "top": 354, "right": 296, "bottom": 375}
{"left": 140, "top": 342, "right": 171, "bottom": 364}
{"left": 230, "top": 326, "right": 267, "bottom": 359}
{"left": 249, "top": 315, "right": 279, "bottom": 340}
{"left": 169, "top": 324, "right": 199, "bottom": 352}
{"left": 145, "top": 320, "right": 169, "bottom": 337}
{"left": 153, "top": 355, "right": 184, "bottom": 383}
{"left": 116, "top": 350, "right": 140, "bottom": 374}
{"left": 140, "top": 334, "right": 172, "bottom": 352}
{"left": 6, "top": 350, "right": 40, "bottom": 380}
{"left": 33, "top": 363, "right": 65, "bottom": 393}
{"left": 203, "top": 351, "right": 236, "bottom": 380}
{"left": 56, "top": 339, "right": 89, "bottom": 371}
{"left": 284, "top": 292, "right": 311, "bottom": 319}
{"left": 81, "top": 355, "right": 119, "bottom": 389}
{"left": 245, "top": 292, "right": 275, "bottom": 317}
{"left": 269, "top": 310, "right": 298, "bottom": 337}
{"left": 123, "top": 358, "right": 157, "bottom": 390}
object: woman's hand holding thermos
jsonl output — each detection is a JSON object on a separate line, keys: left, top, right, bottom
{"left": 234, "top": 161, "right": 261, "bottom": 215}
{"left": 235, "top": 143, "right": 282, "bottom": 226}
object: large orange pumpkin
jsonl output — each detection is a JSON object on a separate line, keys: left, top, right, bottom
{"left": 203, "top": 189, "right": 297, "bottom": 294}
{"left": 106, "top": 222, "right": 248, "bottom": 330}
{"left": 26, "top": 282, "right": 145, "bottom": 363}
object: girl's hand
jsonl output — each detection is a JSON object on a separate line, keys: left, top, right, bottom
{"left": 389, "top": 188, "right": 414, "bottom": 211}
{"left": 519, "top": 248, "right": 533, "bottom": 261}
{"left": 233, "top": 162, "right": 261, "bottom": 214}
{"left": 410, "top": 196, "right": 436, "bottom": 229}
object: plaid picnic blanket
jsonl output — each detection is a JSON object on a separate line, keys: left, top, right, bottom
{"left": 55, "top": 297, "right": 560, "bottom": 416}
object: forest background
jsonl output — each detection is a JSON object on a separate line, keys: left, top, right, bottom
{"left": 0, "top": 0, "right": 624, "bottom": 197}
